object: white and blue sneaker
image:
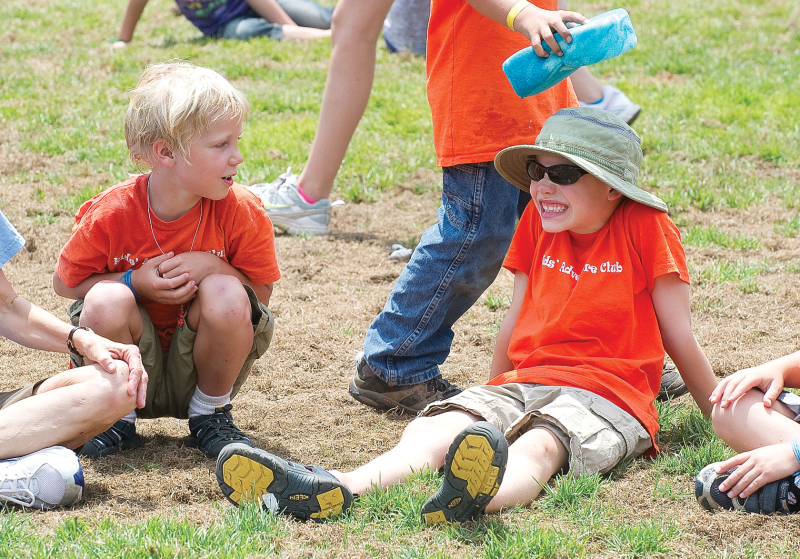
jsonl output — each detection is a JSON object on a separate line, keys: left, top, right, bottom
{"left": 579, "top": 85, "right": 642, "bottom": 125}
{"left": 247, "top": 169, "right": 332, "bottom": 236}
{"left": 0, "top": 446, "right": 84, "bottom": 510}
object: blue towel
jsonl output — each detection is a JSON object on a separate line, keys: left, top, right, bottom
{"left": 503, "top": 8, "right": 637, "bottom": 98}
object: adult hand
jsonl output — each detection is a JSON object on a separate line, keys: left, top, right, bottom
{"left": 73, "top": 329, "right": 148, "bottom": 409}
{"left": 131, "top": 252, "right": 198, "bottom": 305}
{"left": 713, "top": 443, "right": 800, "bottom": 499}
{"left": 513, "top": 6, "right": 587, "bottom": 57}
{"left": 710, "top": 363, "right": 786, "bottom": 409}
{"left": 158, "top": 252, "right": 221, "bottom": 285}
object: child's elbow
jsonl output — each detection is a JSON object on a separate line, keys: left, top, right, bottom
{"left": 53, "top": 272, "right": 69, "bottom": 297}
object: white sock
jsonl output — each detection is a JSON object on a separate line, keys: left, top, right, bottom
{"left": 121, "top": 411, "right": 137, "bottom": 424}
{"left": 187, "top": 387, "right": 231, "bottom": 419}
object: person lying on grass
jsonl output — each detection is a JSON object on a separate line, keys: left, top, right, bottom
{"left": 696, "top": 351, "right": 800, "bottom": 514}
{"left": 0, "top": 209, "right": 145, "bottom": 510}
{"left": 53, "top": 61, "right": 280, "bottom": 461}
{"left": 214, "top": 108, "right": 719, "bottom": 524}
{"left": 112, "top": 0, "right": 333, "bottom": 47}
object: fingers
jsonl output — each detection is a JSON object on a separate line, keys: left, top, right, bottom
{"left": 133, "top": 369, "right": 148, "bottom": 409}
{"left": 153, "top": 279, "right": 197, "bottom": 305}
{"left": 154, "top": 273, "right": 191, "bottom": 291}
{"left": 709, "top": 377, "right": 728, "bottom": 404}
{"left": 764, "top": 380, "right": 783, "bottom": 408}
{"left": 145, "top": 252, "right": 174, "bottom": 269}
{"left": 715, "top": 454, "right": 750, "bottom": 492}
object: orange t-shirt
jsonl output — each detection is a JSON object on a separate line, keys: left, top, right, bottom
{"left": 426, "top": 0, "right": 579, "bottom": 167}
{"left": 56, "top": 174, "right": 282, "bottom": 352}
{"left": 492, "top": 200, "right": 689, "bottom": 447}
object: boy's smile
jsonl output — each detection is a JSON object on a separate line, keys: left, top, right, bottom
{"left": 531, "top": 154, "right": 623, "bottom": 235}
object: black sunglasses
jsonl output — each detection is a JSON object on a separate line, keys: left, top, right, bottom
{"left": 526, "top": 160, "right": 590, "bottom": 185}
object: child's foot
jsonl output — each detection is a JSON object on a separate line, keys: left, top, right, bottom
{"left": 656, "top": 363, "right": 688, "bottom": 401}
{"left": 79, "top": 419, "right": 142, "bottom": 458}
{"left": 0, "top": 446, "right": 84, "bottom": 509}
{"left": 696, "top": 463, "right": 800, "bottom": 514}
{"left": 188, "top": 404, "right": 253, "bottom": 459}
{"left": 579, "top": 85, "right": 642, "bottom": 125}
{"left": 421, "top": 421, "right": 508, "bottom": 526}
{"left": 350, "top": 352, "right": 462, "bottom": 414}
{"left": 216, "top": 443, "right": 354, "bottom": 521}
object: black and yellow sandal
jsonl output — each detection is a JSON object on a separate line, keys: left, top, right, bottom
{"left": 421, "top": 421, "right": 508, "bottom": 526}
{"left": 216, "top": 443, "right": 353, "bottom": 521}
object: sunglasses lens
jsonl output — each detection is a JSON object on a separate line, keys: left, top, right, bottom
{"left": 548, "top": 165, "right": 584, "bottom": 185}
{"left": 526, "top": 161, "right": 546, "bottom": 181}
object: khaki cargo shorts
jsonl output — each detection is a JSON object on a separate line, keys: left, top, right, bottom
{"left": 0, "top": 381, "right": 43, "bottom": 412}
{"left": 67, "top": 284, "right": 274, "bottom": 420}
{"left": 420, "top": 383, "right": 652, "bottom": 477}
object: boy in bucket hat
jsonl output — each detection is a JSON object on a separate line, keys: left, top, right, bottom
{"left": 214, "top": 107, "right": 719, "bottom": 524}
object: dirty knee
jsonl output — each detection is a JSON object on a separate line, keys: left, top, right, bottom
{"left": 195, "top": 275, "right": 251, "bottom": 325}
{"left": 82, "top": 282, "right": 138, "bottom": 329}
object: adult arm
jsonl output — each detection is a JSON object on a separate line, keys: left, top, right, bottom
{"left": 488, "top": 271, "right": 528, "bottom": 380}
{"left": 465, "top": 0, "right": 587, "bottom": 57}
{"left": 651, "top": 273, "right": 717, "bottom": 418}
{"left": 116, "top": 0, "right": 150, "bottom": 44}
{"left": 2, "top": 269, "right": 147, "bottom": 407}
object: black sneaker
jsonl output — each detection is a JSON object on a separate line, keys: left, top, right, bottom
{"left": 421, "top": 421, "right": 508, "bottom": 525}
{"left": 188, "top": 404, "right": 253, "bottom": 459}
{"left": 657, "top": 363, "right": 689, "bottom": 401}
{"left": 696, "top": 463, "right": 799, "bottom": 514}
{"left": 349, "top": 352, "right": 463, "bottom": 414}
{"left": 79, "top": 419, "right": 143, "bottom": 458}
{"left": 216, "top": 443, "right": 354, "bottom": 521}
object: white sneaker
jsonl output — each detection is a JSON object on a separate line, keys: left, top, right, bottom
{"left": 579, "top": 85, "right": 642, "bottom": 125}
{"left": 247, "top": 169, "right": 331, "bottom": 236}
{"left": 0, "top": 446, "right": 84, "bottom": 510}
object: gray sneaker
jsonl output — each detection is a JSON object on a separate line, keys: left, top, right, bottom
{"left": 657, "top": 362, "right": 688, "bottom": 401}
{"left": 248, "top": 169, "right": 331, "bottom": 236}
{"left": 349, "top": 352, "right": 463, "bottom": 414}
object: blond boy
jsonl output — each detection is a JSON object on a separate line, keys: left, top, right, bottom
{"left": 53, "top": 62, "right": 279, "bottom": 459}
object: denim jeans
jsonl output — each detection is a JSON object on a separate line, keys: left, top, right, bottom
{"left": 363, "top": 162, "right": 521, "bottom": 386}
{"left": 217, "top": 2, "right": 333, "bottom": 41}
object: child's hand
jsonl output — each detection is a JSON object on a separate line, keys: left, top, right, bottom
{"left": 132, "top": 252, "right": 197, "bottom": 305}
{"left": 710, "top": 363, "right": 787, "bottom": 409}
{"left": 713, "top": 443, "right": 800, "bottom": 499}
{"left": 158, "top": 252, "right": 221, "bottom": 285}
{"left": 513, "top": 6, "right": 587, "bottom": 57}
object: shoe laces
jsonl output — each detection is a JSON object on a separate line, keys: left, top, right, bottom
{"left": 196, "top": 405, "right": 248, "bottom": 443}
{"left": 429, "top": 376, "right": 461, "bottom": 398}
{"left": 0, "top": 466, "right": 36, "bottom": 508}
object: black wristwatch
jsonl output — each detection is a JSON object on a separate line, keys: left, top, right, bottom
{"left": 67, "top": 326, "right": 94, "bottom": 357}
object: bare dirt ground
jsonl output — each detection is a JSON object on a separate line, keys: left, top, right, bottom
{"left": 3, "top": 156, "right": 800, "bottom": 554}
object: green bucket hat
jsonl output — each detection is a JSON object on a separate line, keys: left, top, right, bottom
{"left": 494, "top": 107, "right": 667, "bottom": 212}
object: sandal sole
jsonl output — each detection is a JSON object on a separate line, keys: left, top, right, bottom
{"left": 216, "top": 444, "right": 352, "bottom": 521}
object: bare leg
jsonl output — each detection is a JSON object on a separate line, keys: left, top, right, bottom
{"left": 281, "top": 25, "right": 332, "bottom": 40}
{"left": 712, "top": 389, "right": 800, "bottom": 452}
{"left": 0, "top": 362, "right": 136, "bottom": 459}
{"left": 297, "top": 0, "right": 395, "bottom": 201}
{"left": 186, "top": 275, "right": 253, "bottom": 397}
{"left": 486, "top": 427, "right": 568, "bottom": 512}
{"left": 333, "top": 410, "right": 480, "bottom": 494}
{"left": 80, "top": 282, "right": 144, "bottom": 348}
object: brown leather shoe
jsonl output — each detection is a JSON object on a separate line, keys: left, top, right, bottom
{"left": 349, "top": 353, "right": 463, "bottom": 414}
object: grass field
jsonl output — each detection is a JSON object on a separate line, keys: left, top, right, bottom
{"left": 2, "top": 0, "right": 800, "bottom": 556}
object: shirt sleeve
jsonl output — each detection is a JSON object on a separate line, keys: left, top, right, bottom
{"left": 225, "top": 188, "right": 282, "bottom": 285}
{"left": 628, "top": 203, "right": 689, "bottom": 292}
{"left": 0, "top": 210, "right": 25, "bottom": 268}
{"left": 503, "top": 203, "right": 539, "bottom": 276}
{"left": 55, "top": 204, "right": 114, "bottom": 288}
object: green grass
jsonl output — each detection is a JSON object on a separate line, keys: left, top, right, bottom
{"left": 683, "top": 225, "right": 761, "bottom": 250}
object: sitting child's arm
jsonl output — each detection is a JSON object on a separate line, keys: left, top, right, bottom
{"left": 113, "top": 0, "right": 150, "bottom": 47}
{"left": 54, "top": 251, "right": 198, "bottom": 305}
{"left": 710, "top": 352, "right": 800, "bottom": 409}
{"left": 157, "top": 251, "right": 273, "bottom": 306}
{"left": 246, "top": 0, "right": 297, "bottom": 26}
{"left": 488, "top": 270, "right": 528, "bottom": 380}
{"left": 651, "top": 272, "right": 717, "bottom": 417}
{"left": 708, "top": 441, "right": 800, "bottom": 500}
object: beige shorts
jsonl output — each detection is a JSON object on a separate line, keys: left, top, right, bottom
{"left": 67, "top": 284, "right": 274, "bottom": 420}
{"left": 421, "top": 383, "right": 652, "bottom": 477}
{"left": 0, "top": 381, "right": 42, "bottom": 412}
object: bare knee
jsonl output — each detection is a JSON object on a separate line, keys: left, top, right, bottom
{"left": 81, "top": 282, "right": 139, "bottom": 332}
{"left": 195, "top": 275, "right": 251, "bottom": 327}
{"left": 79, "top": 361, "right": 136, "bottom": 423}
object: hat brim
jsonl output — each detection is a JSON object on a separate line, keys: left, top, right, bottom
{"left": 495, "top": 145, "right": 668, "bottom": 213}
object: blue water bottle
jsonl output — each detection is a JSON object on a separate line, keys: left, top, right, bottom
{"left": 502, "top": 8, "right": 637, "bottom": 98}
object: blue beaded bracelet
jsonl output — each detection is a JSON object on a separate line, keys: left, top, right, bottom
{"left": 792, "top": 437, "right": 800, "bottom": 467}
{"left": 118, "top": 269, "right": 140, "bottom": 298}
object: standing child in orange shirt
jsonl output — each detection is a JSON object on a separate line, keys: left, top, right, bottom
{"left": 214, "top": 109, "right": 718, "bottom": 524}
{"left": 54, "top": 62, "right": 280, "bottom": 460}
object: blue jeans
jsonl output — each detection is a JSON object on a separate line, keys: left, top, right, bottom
{"left": 217, "top": 2, "right": 333, "bottom": 41}
{"left": 363, "top": 162, "right": 521, "bottom": 386}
